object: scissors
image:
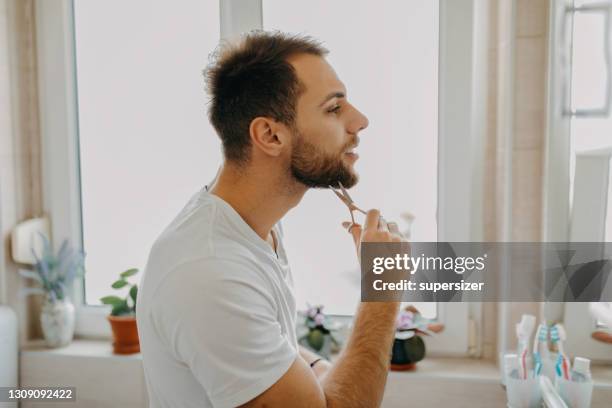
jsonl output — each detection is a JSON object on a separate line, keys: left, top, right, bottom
{"left": 330, "top": 181, "right": 388, "bottom": 230}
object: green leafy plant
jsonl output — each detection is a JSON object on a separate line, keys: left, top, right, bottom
{"left": 100, "top": 268, "right": 139, "bottom": 316}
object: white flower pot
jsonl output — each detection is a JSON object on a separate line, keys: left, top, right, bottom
{"left": 40, "top": 296, "right": 75, "bottom": 348}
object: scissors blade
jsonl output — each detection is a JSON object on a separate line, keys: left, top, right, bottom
{"left": 330, "top": 186, "right": 352, "bottom": 207}
{"left": 330, "top": 186, "right": 357, "bottom": 224}
{"left": 331, "top": 183, "right": 368, "bottom": 222}
{"left": 338, "top": 181, "right": 355, "bottom": 204}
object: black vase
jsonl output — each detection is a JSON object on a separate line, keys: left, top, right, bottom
{"left": 391, "top": 335, "right": 426, "bottom": 365}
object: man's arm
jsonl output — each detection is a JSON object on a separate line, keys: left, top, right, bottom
{"left": 320, "top": 301, "right": 399, "bottom": 407}
{"left": 239, "top": 209, "right": 405, "bottom": 408}
{"left": 299, "top": 346, "right": 333, "bottom": 380}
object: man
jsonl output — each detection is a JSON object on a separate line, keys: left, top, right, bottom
{"left": 137, "top": 31, "right": 406, "bottom": 408}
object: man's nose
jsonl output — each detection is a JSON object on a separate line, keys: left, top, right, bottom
{"left": 348, "top": 106, "right": 369, "bottom": 135}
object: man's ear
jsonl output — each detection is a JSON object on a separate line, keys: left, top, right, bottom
{"left": 249, "top": 117, "right": 289, "bottom": 157}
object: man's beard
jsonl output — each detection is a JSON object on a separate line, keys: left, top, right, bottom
{"left": 290, "top": 129, "right": 359, "bottom": 189}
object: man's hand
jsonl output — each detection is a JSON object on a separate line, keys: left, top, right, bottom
{"left": 343, "top": 209, "right": 407, "bottom": 257}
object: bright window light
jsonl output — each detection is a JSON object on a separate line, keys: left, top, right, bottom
{"left": 73, "top": 0, "right": 221, "bottom": 305}
{"left": 263, "top": 0, "right": 439, "bottom": 316}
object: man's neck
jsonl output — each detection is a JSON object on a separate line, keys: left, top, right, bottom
{"left": 209, "top": 162, "right": 307, "bottom": 241}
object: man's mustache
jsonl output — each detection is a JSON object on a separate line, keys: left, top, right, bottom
{"left": 342, "top": 136, "right": 360, "bottom": 152}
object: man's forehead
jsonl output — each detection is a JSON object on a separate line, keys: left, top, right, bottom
{"left": 288, "top": 53, "right": 346, "bottom": 102}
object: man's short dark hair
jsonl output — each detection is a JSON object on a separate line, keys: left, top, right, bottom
{"left": 204, "top": 30, "right": 328, "bottom": 164}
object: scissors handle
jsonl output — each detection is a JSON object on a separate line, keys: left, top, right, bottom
{"left": 351, "top": 206, "right": 368, "bottom": 216}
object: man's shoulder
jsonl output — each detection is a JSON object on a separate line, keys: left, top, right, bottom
{"left": 143, "top": 190, "right": 278, "bottom": 306}
{"left": 150, "top": 193, "right": 241, "bottom": 264}
{"left": 158, "top": 190, "right": 217, "bottom": 242}
{"left": 147, "top": 255, "right": 278, "bottom": 333}
{"left": 154, "top": 255, "right": 272, "bottom": 298}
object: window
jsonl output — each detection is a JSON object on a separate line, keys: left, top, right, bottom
{"left": 72, "top": 0, "right": 221, "bottom": 306}
{"left": 38, "top": 0, "right": 479, "bottom": 355}
{"left": 263, "top": 0, "right": 439, "bottom": 316}
{"left": 547, "top": 0, "right": 612, "bottom": 361}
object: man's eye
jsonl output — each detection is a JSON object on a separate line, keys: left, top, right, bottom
{"left": 327, "top": 105, "right": 341, "bottom": 114}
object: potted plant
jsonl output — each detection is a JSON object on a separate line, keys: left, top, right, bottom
{"left": 100, "top": 268, "right": 140, "bottom": 354}
{"left": 298, "top": 305, "right": 340, "bottom": 359}
{"left": 19, "top": 234, "right": 85, "bottom": 348}
{"left": 390, "top": 306, "right": 443, "bottom": 371}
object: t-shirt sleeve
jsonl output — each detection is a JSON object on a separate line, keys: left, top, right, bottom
{"left": 151, "top": 258, "right": 297, "bottom": 408}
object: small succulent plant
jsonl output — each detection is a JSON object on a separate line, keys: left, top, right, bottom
{"left": 19, "top": 234, "right": 85, "bottom": 303}
{"left": 100, "top": 268, "right": 139, "bottom": 316}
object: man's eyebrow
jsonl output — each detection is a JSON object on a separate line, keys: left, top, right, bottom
{"left": 318, "top": 91, "right": 346, "bottom": 107}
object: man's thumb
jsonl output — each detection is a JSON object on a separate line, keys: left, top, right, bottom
{"left": 341, "top": 222, "right": 362, "bottom": 248}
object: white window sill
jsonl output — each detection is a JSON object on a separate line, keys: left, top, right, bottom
{"left": 20, "top": 339, "right": 612, "bottom": 408}
{"left": 22, "top": 338, "right": 142, "bottom": 360}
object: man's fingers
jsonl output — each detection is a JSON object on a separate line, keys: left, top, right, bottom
{"left": 364, "top": 209, "right": 381, "bottom": 230}
{"left": 378, "top": 216, "right": 388, "bottom": 231}
{"left": 349, "top": 224, "right": 362, "bottom": 249}
{"left": 342, "top": 221, "right": 361, "bottom": 233}
{"left": 341, "top": 221, "right": 362, "bottom": 255}
{"left": 388, "top": 221, "right": 407, "bottom": 241}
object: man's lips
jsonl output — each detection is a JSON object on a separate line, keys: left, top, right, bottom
{"left": 344, "top": 148, "right": 359, "bottom": 161}
{"left": 343, "top": 142, "right": 359, "bottom": 154}
{"left": 343, "top": 138, "right": 360, "bottom": 161}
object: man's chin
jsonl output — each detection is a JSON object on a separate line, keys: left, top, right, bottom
{"left": 337, "top": 176, "right": 358, "bottom": 189}
{"left": 341, "top": 163, "right": 359, "bottom": 187}
{"left": 289, "top": 157, "right": 359, "bottom": 189}
{"left": 291, "top": 171, "right": 359, "bottom": 189}
{"left": 331, "top": 170, "right": 359, "bottom": 189}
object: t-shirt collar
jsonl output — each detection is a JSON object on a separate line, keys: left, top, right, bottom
{"left": 203, "top": 184, "right": 281, "bottom": 260}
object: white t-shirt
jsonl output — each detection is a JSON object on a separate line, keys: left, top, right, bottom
{"left": 137, "top": 187, "right": 298, "bottom": 408}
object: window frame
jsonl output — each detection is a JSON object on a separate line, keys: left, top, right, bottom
{"left": 545, "top": 0, "right": 612, "bottom": 361}
{"left": 36, "top": 0, "right": 483, "bottom": 356}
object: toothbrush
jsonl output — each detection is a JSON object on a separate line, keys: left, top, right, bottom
{"left": 550, "top": 325, "right": 563, "bottom": 378}
{"left": 532, "top": 323, "right": 548, "bottom": 377}
{"left": 516, "top": 314, "right": 536, "bottom": 379}
{"left": 555, "top": 324, "right": 570, "bottom": 380}
{"left": 550, "top": 324, "right": 570, "bottom": 380}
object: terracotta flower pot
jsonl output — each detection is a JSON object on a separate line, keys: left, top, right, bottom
{"left": 107, "top": 315, "right": 140, "bottom": 354}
